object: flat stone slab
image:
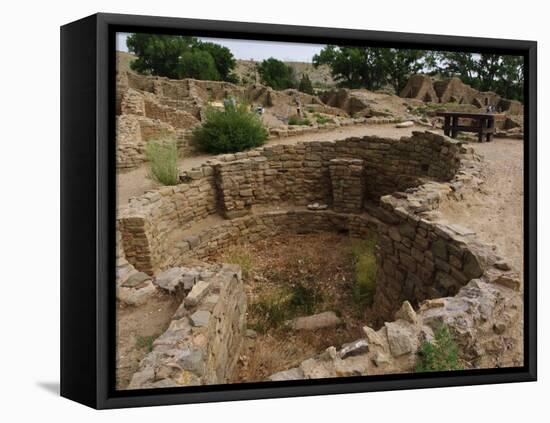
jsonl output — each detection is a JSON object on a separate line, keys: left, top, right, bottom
{"left": 446, "top": 223, "right": 476, "bottom": 236}
{"left": 396, "top": 121, "right": 414, "bottom": 128}
{"left": 288, "top": 311, "right": 342, "bottom": 331}
{"left": 307, "top": 203, "right": 328, "bottom": 210}
{"left": 122, "top": 271, "right": 151, "bottom": 288}
{"left": 185, "top": 280, "right": 211, "bottom": 307}
{"left": 154, "top": 267, "right": 185, "bottom": 292}
{"left": 339, "top": 339, "right": 369, "bottom": 359}
{"left": 268, "top": 367, "right": 304, "bottom": 381}
{"left": 190, "top": 310, "right": 211, "bottom": 327}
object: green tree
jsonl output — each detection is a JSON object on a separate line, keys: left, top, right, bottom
{"left": 127, "top": 34, "right": 194, "bottom": 79}
{"left": 196, "top": 41, "right": 237, "bottom": 81}
{"left": 257, "top": 58, "right": 296, "bottom": 90}
{"left": 177, "top": 49, "right": 220, "bottom": 80}
{"left": 314, "top": 46, "right": 425, "bottom": 92}
{"left": 379, "top": 48, "right": 426, "bottom": 94}
{"left": 298, "top": 73, "right": 314, "bottom": 94}
{"left": 126, "top": 33, "right": 237, "bottom": 82}
{"left": 430, "top": 52, "right": 524, "bottom": 101}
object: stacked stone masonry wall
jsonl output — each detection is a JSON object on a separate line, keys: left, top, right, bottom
{"left": 118, "top": 129, "right": 524, "bottom": 384}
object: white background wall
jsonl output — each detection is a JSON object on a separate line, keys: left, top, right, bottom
{"left": 0, "top": 0, "right": 546, "bottom": 420}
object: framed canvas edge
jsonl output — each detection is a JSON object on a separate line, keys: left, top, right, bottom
{"left": 61, "top": 12, "right": 537, "bottom": 410}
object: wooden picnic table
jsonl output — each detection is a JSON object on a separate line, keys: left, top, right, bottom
{"left": 436, "top": 111, "right": 504, "bottom": 142}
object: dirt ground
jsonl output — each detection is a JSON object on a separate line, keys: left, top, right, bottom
{"left": 209, "top": 233, "right": 375, "bottom": 382}
{"left": 116, "top": 123, "right": 421, "bottom": 208}
{"left": 439, "top": 137, "right": 524, "bottom": 274}
{"left": 116, "top": 292, "right": 184, "bottom": 389}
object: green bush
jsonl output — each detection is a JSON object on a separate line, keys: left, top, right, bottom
{"left": 145, "top": 138, "right": 180, "bottom": 186}
{"left": 349, "top": 237, "right": 378, "bottom": 305}
{"left": 193, "top": 102, "right": 268, "bottom": 154}
{"left": 415, "top": 325, "right": 463, "bottom": 372}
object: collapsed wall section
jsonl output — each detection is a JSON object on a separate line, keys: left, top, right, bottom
{"left": 128, "top": 264, "right": 247, "bottom": 389}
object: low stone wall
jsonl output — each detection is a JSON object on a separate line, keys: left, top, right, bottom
{"left": 128, "top": 264, "right": 246, "bottom": 389}
{"left": 118, "top": 168, "right": 218, "bottom": 275}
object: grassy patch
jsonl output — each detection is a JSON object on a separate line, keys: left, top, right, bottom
{"left": 145, "top": 138, "right": 180, "bottom": 186}
{"left": 415, "top": 325, "right": 463, "bottom": 372}
{"left": 221, "top": 247, "right": 253, "bottom": 279}
{"left": 314, "top": 113, "right": 335, "bottom": 125}
{"left": 288, "top": 116, "right": 311, "bottom": 126}
{"left": 349, "top": 237, "right": 378, "bottom": 306}
{"left": 249, "top": 283, "right": 323, "bottom": 333}
{"left": 135, "top": 335, "right": 155, "bottom": 352}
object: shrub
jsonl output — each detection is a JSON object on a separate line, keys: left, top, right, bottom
{"left": 193, "top": 102, "right": 268, "bottom": 154}
{"left": 298, "top": 73, "right": 314, "bottom": 94}
{"left": 349, "top": 237, "right": 378, "bottom": 305}
{"left": 145, "top": 138, "right": 180, "bottom": 186}
{"left": 415, "top": 325, "right": 463, "bottom": 372}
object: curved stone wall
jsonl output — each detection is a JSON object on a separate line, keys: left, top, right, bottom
{"left": 119, "top": 131, "right": 463, "bottom": 275}
{"left": 118, "top": 130, "right": 524, "bottom": 385}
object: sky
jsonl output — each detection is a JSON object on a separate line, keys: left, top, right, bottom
{"left": 116, "top": 32, "right": 325, "bottom": 62}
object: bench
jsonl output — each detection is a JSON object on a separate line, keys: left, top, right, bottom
{"left": 436, "top": 111, "right": 503, "bottom": 142}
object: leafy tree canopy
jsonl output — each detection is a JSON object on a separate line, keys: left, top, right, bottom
{"left": 126, "top": 34, "right": 237, "bottom": 82}
{"left": 257, "top": 58, "right": 296, "bottom": 90}
{"left": 432, "top": 52, "right": 524, "bottom": 102}
{"left": 314, "top": 46, "right": 524, "bottom": 102}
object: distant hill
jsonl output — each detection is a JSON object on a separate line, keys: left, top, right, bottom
{"left": 116, "top": 51, "right": 336, "bottom": 88}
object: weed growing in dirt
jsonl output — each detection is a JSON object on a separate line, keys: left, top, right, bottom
{"left": 249, "top": 283, "right": 323, "bottom": 333}
{"left": 193, "top": 101, "right": 268, "bottom": 154}
{"left": 349, "top": 237, "right": 378, "bottom": 306}
{"left": 288, "top": 283, "right": 323, "bottom": 315}
{"left": 222, "top": 248, "right": 253, "bottom": 279}
{"left": 415, "top": 325, "right": 463, "bottom": 372}
{"left": 145, "top": 137, "right": 179, "bottom": 186}
{"left": 135, "top": 335, "right": 155, "bottom": 352}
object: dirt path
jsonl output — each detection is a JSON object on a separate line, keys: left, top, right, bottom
{"left": 116, "top": 123, "right": 421, "bottom": 208}
{"left": 439, "top": 137, "right": 524, "bottom": 274}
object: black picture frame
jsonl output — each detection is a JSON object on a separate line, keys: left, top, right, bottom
{"left": 60, "top": 12, "right": 537, "bottom": 409}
